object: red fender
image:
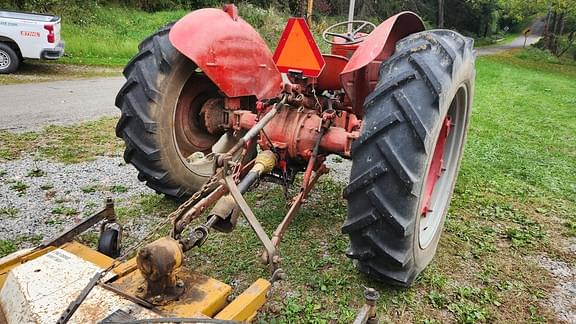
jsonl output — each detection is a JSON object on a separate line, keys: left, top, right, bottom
{"left": 340, "top": 12, "right": 425, "bottom": 115}
{"left": 169, "top": 7, "right": 282, "bottom": 100}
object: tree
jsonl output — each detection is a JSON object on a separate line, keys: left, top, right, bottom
{"left": 499, "top": 0, "right": 576, "bottom": 56}
{"left": 438, "top": 0, "right": 445, "bottom": 27}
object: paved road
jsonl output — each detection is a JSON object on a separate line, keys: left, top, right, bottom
{"left": 0, "top": 77, "right": 124, "bottom": 132}
{"left": 477, "top": 20, "right": 545, "bottom": 56}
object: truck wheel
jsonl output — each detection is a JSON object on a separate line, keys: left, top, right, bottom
{"left": 0, "top": 43, "right": 20, "bottom": 74}
{"left": 343, "top": 30, "right": 476, "bottom": 286}
{"left": 116, "top": 25, "right": 244, "bottom": 199}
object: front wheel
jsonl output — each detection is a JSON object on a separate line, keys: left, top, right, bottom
{"left": 343, "top": 30, "right": 476, "bottom": 286}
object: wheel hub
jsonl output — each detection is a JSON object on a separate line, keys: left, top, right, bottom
{"left": 421, "top": 117, "right": 451, "bottom": 216}
{"left": 0, "top": 50, "right": 10, "bottom": 69}
{"left": 419, "top": 86, "right": 469, "bottom": 249}
{"left": 173, "top": 75, "right": 222, "bottom": 161}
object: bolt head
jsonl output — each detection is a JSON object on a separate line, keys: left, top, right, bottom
{"left": 364, "top": 287, "right": 380, "bottom": 301}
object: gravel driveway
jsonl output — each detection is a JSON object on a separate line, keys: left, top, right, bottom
{"left": 0, "top": 156, "right": 156, "bottom": 247}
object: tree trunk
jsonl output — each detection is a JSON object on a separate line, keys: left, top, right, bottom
{"left": 437, "top": 0, "right": 445, "bottom": 28}
{"left": 546, "top": 10, "right": 558, "bottom": 51}
{"left": 359, "top": 0, "right": 370, "bottom": 17}
{"left": 557, "top": 30, "right": 575, "bottom": 57}
{"left": 558, "top": 12, "right": 566, "bottom": 37}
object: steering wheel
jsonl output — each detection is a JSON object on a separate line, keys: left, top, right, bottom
{"left": 322, "top": 20, "right": 377, "bottom": 45}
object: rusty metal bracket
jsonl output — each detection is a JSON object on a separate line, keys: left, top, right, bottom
{"left": 56, "top": 270, "right": 105, "bottom": 324}
{"left": 223, "top": 175, "right": 278, "bottom": 272}
{"left": 39, "top": 198, "right": 116, "bottom": 249}
{"left": 267, "top": 164, "right": 328, "bottom": 255}
{"left": 352, "top": 287, "right": 380, "bottom": 324}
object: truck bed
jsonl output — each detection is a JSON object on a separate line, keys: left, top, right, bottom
{"left": 0, "top": 10, "right": 59, "bottom": 22}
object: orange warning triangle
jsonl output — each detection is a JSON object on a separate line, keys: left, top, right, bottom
{"left": 273, "top": 18, "right": 325, "bottom": 78}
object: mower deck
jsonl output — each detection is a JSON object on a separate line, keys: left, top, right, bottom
{"left": 0, "top": 242, "right": 269, "bottom": 323}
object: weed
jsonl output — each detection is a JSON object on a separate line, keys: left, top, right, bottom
{"left": 26, "top": 168, "right": 45, "bottom": 177}
{"left": 448, "top": 302, "right": 489, "bottom": 323}
{"left": 0, "top": 169, "right": 6, "bottom": 177}
{"left": 45, "top": 218, "right": 64, "bottom": 225}
{"left": 505, "top": 226, "right": 545, "bottom": 247}
{"left": 10, "top": 181, "right": 28, "bottom": 195}
{"left": 83, "top": 201, "right": 98, "bottom": 215}
{"left": 51, "top": 205, "right": 78, "bottom": 216}
{"left": 110, "top": 185, "right": 128, "bottom": 193}
{"left": 40, "top": 184, "right": 54, "bottom": 190}
{"left": 528, "top": 305, "right": 546, "bottom": 323}
{"left": 78, "top": 231, "right": 99, "bottom": 247}
{"left": 427, "top": 290, "right": 448, "bottom": 308}
{"left": 0, "top": 207, "right": 19, "bottom": 218}
{"left": 0, "top": 240, "right": 16, "bottom": 258}
{"left": 81, "top": 185, "right": 97, "bottom": 193}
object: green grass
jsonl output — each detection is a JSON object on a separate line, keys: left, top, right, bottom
{"left": 56, "top": 4, "right": 338, "bottom": 66}
{"left": 60, "top": 6, "right": 190, "bottom": 66}
{"left": 0, "top": 117, "right": 123, "bottom": 163}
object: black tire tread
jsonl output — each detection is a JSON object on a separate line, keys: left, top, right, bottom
{"left": 343, "top": 30, "right": 475, "bottom": 286}
{"left": 115, "top": 23, "right": 189, "bottom": 199}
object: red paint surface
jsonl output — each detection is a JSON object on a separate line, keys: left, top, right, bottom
{"left": 421, "top": 117, "right": 451, "bottom": 215}
{"left": 169, "top": 7, "right": 282, "bottom": 100}
{"left": 340, "top": 12, "right": 425, "bottom": 115}
{"left": 316, "top": 54, "right": 348, "bottom": 91}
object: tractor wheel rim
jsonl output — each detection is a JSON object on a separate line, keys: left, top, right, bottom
{"left": 419, "top": 85, "right": 468, "bottom": 249}
{"left": 0, "top": 50, "right": 10, "bottom": 69}
{"left": 173, "top": 73, "right": 222, "bottom": 170}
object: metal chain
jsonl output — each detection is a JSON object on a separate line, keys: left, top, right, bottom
{"left": 169, "top": 168, "right": 223, "bottom": 238}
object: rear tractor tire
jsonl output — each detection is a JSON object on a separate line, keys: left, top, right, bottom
{"left": 343, "top": 30, "right": 476, "bottom": 286}
{"left": 115, "top": 25, "right": 239, "bottom": 199}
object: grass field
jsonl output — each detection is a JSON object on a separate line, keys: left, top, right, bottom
{"left": 57, "top": 5, "right": 334, "bottom": 66}
{"left": 1, "top": 50, "right": 574, "bottom": 322}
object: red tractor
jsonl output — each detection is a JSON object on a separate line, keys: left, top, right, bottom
{"left": 115, "top": 4, "right": 475, "bottom": 288}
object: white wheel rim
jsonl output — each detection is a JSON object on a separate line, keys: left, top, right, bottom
{"left": 419, "top": 85, "right": 469, "bottom": 249}
{"left": 0, "top": 50, "right": 10, "bottom": 69}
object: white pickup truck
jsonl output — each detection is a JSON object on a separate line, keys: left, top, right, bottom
{"left": 0, "top": 10, "right": 65, "bottom": 74}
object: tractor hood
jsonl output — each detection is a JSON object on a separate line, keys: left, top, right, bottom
{"left": 169, "top": 6, "right": 282, "bottom": 100}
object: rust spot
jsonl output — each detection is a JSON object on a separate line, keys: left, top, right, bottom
{"left": 0, "top": 304, "right": 7, "bottom": 324}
